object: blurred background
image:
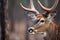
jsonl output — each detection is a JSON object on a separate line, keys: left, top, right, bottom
{"left": 0, "top": 0, "right": 60, "bottom": 40}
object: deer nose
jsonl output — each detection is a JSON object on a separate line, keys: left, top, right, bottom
{"left": 28, "top": 27, "right": 35, "bottom": 33}
{"left": 28, "top": 28, "right": 34, "bottom": 33}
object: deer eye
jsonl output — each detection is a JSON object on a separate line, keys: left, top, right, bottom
{"left": 40, "top": 18, "right": 45, "bottom": 22}
{"left": 40, "top": 20, "right": 44, "bottom": 22}
{"left": 39, "top": 18, "right": 45, "bottom": 25}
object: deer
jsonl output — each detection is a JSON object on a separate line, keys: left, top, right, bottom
{"left": 20, "top": 0, "right": 59, "bottom": 40}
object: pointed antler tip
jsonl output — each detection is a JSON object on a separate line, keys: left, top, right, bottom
{"left": 20, "top": 3, "right": 22, "bottom": 5}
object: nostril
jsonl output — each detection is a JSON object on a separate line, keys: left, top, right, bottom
{"left": 40, "top": 20, "right": 44, "bottom": 22}
{"left": 28, "top": 28, "right": 33, "bottom": 33}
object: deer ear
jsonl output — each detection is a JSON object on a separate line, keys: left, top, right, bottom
{"left": 46, "top": 11, "right": 56, "bottom": 22}
{"left": 45, "top": 10, "right": 56, "bottom": 18}
{"left": 47, "top": 14, "right": 52, "bottom": 20}
{"left": 50, "top": 11, "right": 56, "bottom": 17}
{"left": 42, "top": 12, "right": 49, "bottom": 17}
{"left": 43, "top": 11, "right": 56, "bottom": 18}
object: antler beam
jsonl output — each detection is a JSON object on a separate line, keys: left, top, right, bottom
{"left": 38, "top": 0, "right": 59, "bottom": 11}
{"left": 20, "top": 0, "right": 40, "bottom": 14}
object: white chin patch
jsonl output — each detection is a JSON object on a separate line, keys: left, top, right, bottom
{"left": 40, "top": 32, "right": 47, "bottom": 38}
{"left": 32, "top": 32, "right": 35, "bottom": 34}
{"left": 29, "top": 32, "right": 35, "bottom": 34}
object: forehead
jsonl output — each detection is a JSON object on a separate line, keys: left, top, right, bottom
{"left": 36, "top": 14, "right": 46, "bottom": 20}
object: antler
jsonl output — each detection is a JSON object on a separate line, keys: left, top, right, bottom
{"left": 20, "top": 0, "right": 40, "bottom": 15}
{"left": 38, "top": 0, "right": 59, "bottom": 12}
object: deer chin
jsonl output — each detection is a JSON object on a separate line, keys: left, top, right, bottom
{"left": 29, "top": 29, "right": 47, "bottom": 37}
{"left": 40, "top": 32, "right": 47, "bottom": 37}
{"left": 29, "top": 32, "right": 35, "bottom": 34}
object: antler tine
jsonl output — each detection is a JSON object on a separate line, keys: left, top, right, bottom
{"left": 30, "top": 0, "right": 39, "bottom": 14}
{"left": 38, "top": 0, "right": 59, "bottom": 12}
{"left": 20, "top": 0, "right": 40, "bottom": 14}
{"left": 20, "top": 3, "right": 33, "bottom": 11}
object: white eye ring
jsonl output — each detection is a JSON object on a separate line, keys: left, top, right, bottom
{"left": 39, "top": 18, "right": 45, "bottom": 25}
{"left": 40, "top": 32, "right": 47, "bottom": 37}
{"left": 40, "top": 18, "right": 45, "bottom": 22}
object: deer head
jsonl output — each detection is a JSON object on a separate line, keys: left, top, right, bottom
{"left": 20, "top": 0, "right": 59, "bottom": 34}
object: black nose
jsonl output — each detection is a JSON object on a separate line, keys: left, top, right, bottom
{"left": 28, "top": 28, "right": 33, "bottom": 33}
